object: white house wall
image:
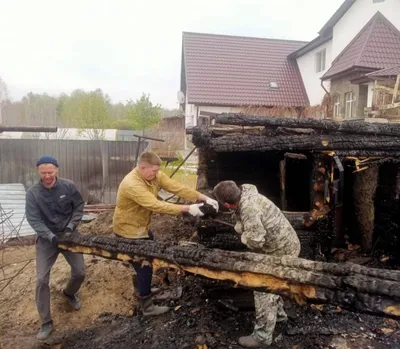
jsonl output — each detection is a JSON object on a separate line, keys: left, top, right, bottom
{"left": 198, "top": 105, "right": 242, "bottom": 115}
{"left": 296, "top": 40, "right": 333, "bottom": 106}
{"left": 332, "top": 0, "right": 400, "bottom": 59}
{"left": 184, "top": 101, "right": 197, "bottom": 127}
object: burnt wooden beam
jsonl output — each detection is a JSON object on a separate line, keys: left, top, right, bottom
{"left": 195, "top": 133, "right": 400, "bottom": 153}
{"left": 58, "top": 233, "right": 400, "bottom": 319}
{"left": 0, "top": 125, "right": 58, "bottom": 133}
{"left": 197, "top": 211, "right": 315, "bottom": 230}
{"left": 216, "top": 113, "right": 400, "bottom": 137}
{"left": 330, "top": 150, "right": 400, "bottom": 157}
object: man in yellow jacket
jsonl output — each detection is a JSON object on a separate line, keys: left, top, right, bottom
{"left": 113, "top": 151, "right": 218, "bottom": 316}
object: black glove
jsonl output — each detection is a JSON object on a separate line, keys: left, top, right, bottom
{"left": 51, "top": 235, "right": 59, "bottom": 247}
{"left": 64, "top": 226, "right": 78, "bottom": 239}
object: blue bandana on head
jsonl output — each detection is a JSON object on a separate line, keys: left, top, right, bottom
{"left": 36, "top": 156, "right": 59, "bottom": 168}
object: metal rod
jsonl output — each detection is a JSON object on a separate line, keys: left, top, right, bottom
{"left": 164, "top": 147, "right": 197, "bottom": 202}
{"left": 134, "top": 137, "right": 142, "bottom": 168}
{"left": 210, "top": 218, "right": 235, "bottom": 228}
{"left": 131, "top": 134, "right": 165, "bottom": 142}
{"left": 170, "top": 147, "right": 197, "bottom": 179}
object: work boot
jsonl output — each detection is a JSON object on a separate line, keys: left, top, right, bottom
{"left": 36, "top": 321, "right": 54, "bottom": 340}
{"left": 238, "top": 335, "right": 271, "bottom": 348}
{"left": 62, "top": 290, "right": 81, "bottom": 310}
{"left": 151, "top": 287, "right": 162, "bottom": 295}
{"left": 138, "top": 295, "right": 170, "bottom": 316}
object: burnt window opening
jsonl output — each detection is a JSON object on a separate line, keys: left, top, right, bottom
{"left": 211, "top": 152, "right": 281, "bottom": 206}
{"left": 283, "top": 155, "right": 313, "bottom": 211}
{"left": 210, "top": 151, "right": 312, "bottom": 211}
{"left": 374, "top": 163, "right": 400, "bottom": 260}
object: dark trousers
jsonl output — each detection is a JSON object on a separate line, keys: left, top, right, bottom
{"left": 130, "top": 231, "right": 154, "bottom": 297}
{"left": 36, "top": 237, "right": 85, "bottom": 324}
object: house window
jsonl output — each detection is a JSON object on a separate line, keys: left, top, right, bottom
{"left": 315, "top": 49, "right": 326, "bottom": 73}
{"left": 345, "top": 92, "right": 354, "bottom": 118}
{"left": 199, "top": 116, "right": 210, "bottom": 126}
{"left": 333, "top": 94, "right": 340, "bottom": 117}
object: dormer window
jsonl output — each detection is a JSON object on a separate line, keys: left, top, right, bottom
{"left": 269, "top": 81, "right": 279, "bottom": 89}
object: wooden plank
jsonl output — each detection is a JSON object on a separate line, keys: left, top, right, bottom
{"left": 379, "top": 102, "right": 400, "bottom": 110}
{"left": 213, "top": 113, "right": 400, "bottom": 137}
{"left": 373, "top": 80, "right": 378, "bottom": 108}
{"left": 375, "top": 85, "right": 396, "bottom": 94}
{"left": 392, "top": 74, "right": 400, "bottom": 104}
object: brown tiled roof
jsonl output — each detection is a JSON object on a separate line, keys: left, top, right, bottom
{"left": 322, "top": 12, "right": 400, "bottom": 80}
{"left": 182, "top": 32, "right": 309, "bottom": 107}
{"left": 366, "top": 65, "right": 400, "bottom": 78}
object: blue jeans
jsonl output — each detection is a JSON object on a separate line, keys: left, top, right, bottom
{"left": 131, "top": 231, "right": 154, "bottom": 297}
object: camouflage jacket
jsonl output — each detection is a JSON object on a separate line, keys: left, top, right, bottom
{"left": 235, "top": 184, "right": 301, "bottom": 257}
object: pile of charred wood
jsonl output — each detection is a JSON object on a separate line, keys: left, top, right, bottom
{"left": 60, "top": 114, "right": 400, "bottom": 320}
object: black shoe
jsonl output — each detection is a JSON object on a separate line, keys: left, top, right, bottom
{"left": 36, "top": 321, "right": 54, "bottom": 340}
{"left": 62, "top": 290, "right": 81, "bottom": 310}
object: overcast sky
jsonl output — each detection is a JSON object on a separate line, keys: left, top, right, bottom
{"left": 0, "top": 0, "right": 343, "bottom": 108}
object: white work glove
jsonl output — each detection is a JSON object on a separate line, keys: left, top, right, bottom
{"left": 205, "top": 197, "right": 219, "bottom": 212}
{"left": 188, "top": 203, "right": 204, "bottom": 217}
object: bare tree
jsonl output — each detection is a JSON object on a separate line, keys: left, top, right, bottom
{"left": 0, "top": 77, "right": 9, "bottom": 124}
{"left": 43, "top": 128, "right": 69, "bottom": 140}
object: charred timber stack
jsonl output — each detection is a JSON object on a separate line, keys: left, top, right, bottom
{"left": 215, "top": 113, "right": 400, "bottom": 137}
{"left": 191, "top": 113, "right": 400, "bottom": 157}
{"left": 58, "top": 233, "right": 400, "bottom": 319}
{"left": 191, "top": 113, "right": 400, "bottom": 253}
{"left": 193, "top": 211, "right": 318, "bottom": 259}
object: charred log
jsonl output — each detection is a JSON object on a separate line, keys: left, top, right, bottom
{"left": 197, "top": 148, "right": 209, "bottom": 189}
{"left": 200, "top": 134, "right": 400, "bottom": 153}
{"left": 216, "top": 113, "right": 400, "bottom": 137}
{"left": 354, "top": 168, "right": 379, "bottom": 251}
{"left": 59, "top": 233, "right": 400, "bottom": 319}
{"left": 196, "top": 211, "right": 314, "bottom": 231}
{"left": 196, "top": 231, "right": 247, "bottom": 251}
{"left": 191, "top": 128, "right": 400, "bottom": 152}
{"left": 283, "top": 212, "right": 315, "bottom": 230}
{"left": 333, "top": 150, "right": 400, "bottom": 157}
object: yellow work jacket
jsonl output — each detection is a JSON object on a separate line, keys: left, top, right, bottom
{"left": 113, "top": 168, "right": 200, "bottom": 239}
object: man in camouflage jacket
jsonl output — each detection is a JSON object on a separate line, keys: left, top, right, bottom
{"left": 213, "top": 181, "right": 301, "bottom": 348}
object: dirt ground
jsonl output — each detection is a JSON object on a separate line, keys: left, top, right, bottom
{"left": 1, "top": 213, "right": 400, "bottom": 349}
{"left": 0, "top": 244, "right": 134, "bottom": 349}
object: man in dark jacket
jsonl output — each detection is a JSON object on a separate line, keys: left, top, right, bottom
{"left": 26, "top": 156, "right": 85, "bottom": 340}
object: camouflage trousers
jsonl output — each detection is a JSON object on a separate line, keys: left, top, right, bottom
{"left": 252, "top": 291, "right": 287, "bottom": 345}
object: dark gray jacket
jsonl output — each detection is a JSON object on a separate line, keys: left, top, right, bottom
{"left": 26, "top": 178, "right": 84, "bottom": 241}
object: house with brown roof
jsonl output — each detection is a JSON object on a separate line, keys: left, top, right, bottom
{"left": 291, "top": 0, "right": 400, "bottom": 119}
{"left": 180, "top": 32, "right": 309, "bottom": 127}
{"left": 181, "top": 0, "right": 400, "bottom": 126}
